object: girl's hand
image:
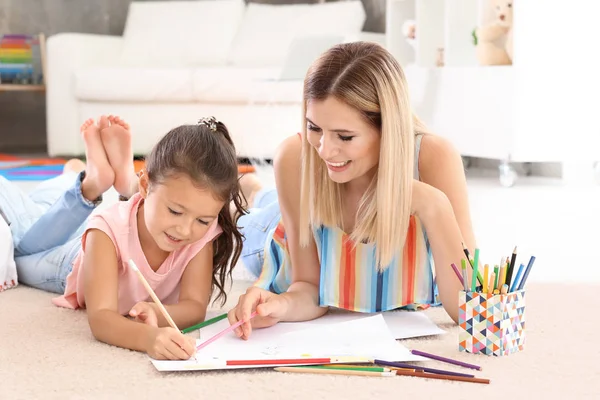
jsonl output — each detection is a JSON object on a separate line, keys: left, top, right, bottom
{"left": 145, "top": 327, "right": 196, "bottom": 360}
{"left": 227, "top": 287, "right": 289, "bottom": 340}
{"left": 129, "top": 302, "right": 158, "bottom": 327}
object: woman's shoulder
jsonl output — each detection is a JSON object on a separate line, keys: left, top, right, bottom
{"left": 417, "top": 134, "right": 463, "bottom": 183}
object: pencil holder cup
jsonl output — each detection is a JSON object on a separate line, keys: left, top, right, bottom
{"left": 458, "top": 290, "right": 526, "bottom": 356}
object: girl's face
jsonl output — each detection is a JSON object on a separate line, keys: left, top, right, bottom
{"left": 139, "top": 173, "right": 224, "bottom": 252}
{"left": 306, "top": 96, "right": 380, "bottom": 185}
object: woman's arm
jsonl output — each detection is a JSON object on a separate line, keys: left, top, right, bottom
{"left": 417, "top": 135, "right": 478, "bottom": 323}
{"left": 273, "top": 135, "right": 328, "bottom": 322}
{"left": 147, "top": 243, "right": 213, "bottom": 329}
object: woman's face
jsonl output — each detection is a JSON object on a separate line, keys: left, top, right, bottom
{"left": 306, "top": 96, "right": 380, "bottom": 185}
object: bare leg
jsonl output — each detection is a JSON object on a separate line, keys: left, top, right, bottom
{"left": 62, "top": 158, "right": 86, "bottom": 175}
{"left": 80, "top": 118, "right": 115, "bottom": 201}
{"left": 100, "top": 115, "right": 136, "bottom": 198}
{"left": 239, "top": 173, "right": 263, "bottom": 209}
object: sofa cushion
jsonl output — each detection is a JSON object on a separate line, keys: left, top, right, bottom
{"left": 191, "top": 67, "right": 303, "bottom": 104}
{"left": 74, "top": 67, "right": 194, "bottom": 102}
{"left": 120, "top": 0, "right": 245, "bottom": 67}
{"left": 227, "top": 1, "right": 366, "bottom": 67}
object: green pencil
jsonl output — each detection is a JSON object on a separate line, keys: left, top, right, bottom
{"left": 293, "top": 365, "right": 390, "bottom": 373}
{"left": 181, "top": 312, "right": 228, "bottom": 334}
{"left": 471, "top": 248, "right": 480, "bottom": 292}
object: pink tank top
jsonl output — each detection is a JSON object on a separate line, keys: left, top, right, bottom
{"left": 52, "top": 193, "right": 222, "bottom": 315}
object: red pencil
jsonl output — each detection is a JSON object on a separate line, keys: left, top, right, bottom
{"left": 227, "top": 358, "right": 332, "bottom": 366}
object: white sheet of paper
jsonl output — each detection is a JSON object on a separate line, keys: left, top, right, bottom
{"left": 199, "top": 309, "right": 446, "bottom": 341}
{"left": 150, "top": 314, "right": 425, "bottom": 372}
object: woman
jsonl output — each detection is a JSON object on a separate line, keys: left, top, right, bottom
{"left": 231, "top": 41, "right": 477, "bottom": 338}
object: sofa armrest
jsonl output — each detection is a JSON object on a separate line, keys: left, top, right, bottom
{"left": 46, "top": 33, "right": 123, "bottom": 156}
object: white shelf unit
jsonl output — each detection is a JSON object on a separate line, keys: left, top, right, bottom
{"left": 386, "top": 0, "right": 600, "bottom": 185}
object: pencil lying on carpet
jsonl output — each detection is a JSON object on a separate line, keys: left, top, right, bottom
{"left": 409, "top": 350, "right": 481, "bottom": 371}
{"left": 274, "top": 367, "right": 396, "bottom": 377}
{"left": 128, "top": 259, "right": 179, "bottom": 331}
{"left": 393, "top": 369, "right": 490, "bottom": 385}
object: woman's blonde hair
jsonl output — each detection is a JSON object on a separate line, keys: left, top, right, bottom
{"left": 299, "top": 41, "right": 428, "bottom": 270}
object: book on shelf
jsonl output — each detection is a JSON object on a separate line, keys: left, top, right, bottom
{"left": 0, "top": 34, "right": 44, "bottom": 85}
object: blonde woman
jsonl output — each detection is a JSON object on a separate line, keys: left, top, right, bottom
{"left": 231, "top": 42, "right": 476, "bottom": 338}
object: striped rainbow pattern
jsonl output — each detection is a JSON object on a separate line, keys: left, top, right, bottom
{"left": 254, "top": 215, "right": 436, "bottom": 313}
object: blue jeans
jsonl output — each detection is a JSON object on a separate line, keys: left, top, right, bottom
{"left": 0, "top": 172, "right": 98, "bottom": 293}
{"left": 238, "top": 188, "right": 281, "bottom": 278}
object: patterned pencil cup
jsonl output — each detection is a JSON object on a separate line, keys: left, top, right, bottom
{"left": 458, "top": 290, "right": 526, "bottom": 356}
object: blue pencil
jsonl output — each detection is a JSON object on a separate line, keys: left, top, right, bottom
{"left": 517, "top": 256, "right": 536, "bottom": 290}
{"left": 510, "top": 263, "right": 525, "bottom": 293}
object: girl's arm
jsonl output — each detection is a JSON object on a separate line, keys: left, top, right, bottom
{"left": 273, "top": 135, "right": 328, "bottom": 322}
{"left": 83, "top": 229, "right": 154, "bottom": 351}
{"left": 416, "top": 135, "right": 478, "bottom": 323}
{"left": 83, "top": 229, "right": 193, "bottom": 358}
{"left": 147, "top": 242, "right": 213, "bottom": 329}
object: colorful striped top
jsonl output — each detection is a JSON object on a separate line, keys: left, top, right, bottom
{"left": 254, "top": 134, "right": 439, "bottom": 312}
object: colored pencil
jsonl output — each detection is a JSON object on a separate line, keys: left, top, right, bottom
{"left": 274, "top": 367, "right": 396, "bottom": 377}
{"left": 482, "top": 264, "right": 489, "bottom": 294}
{"left": 227, "top": 357, "right": 369, "bottom": 366}
{"left": 505, "top": 246, "right": 517, "bottom": 286}
{"left": 501, "top": 284, "right": 508, "bottom": 294}
{"left": 409, "top": 350, "right": 482, "bottom": 371}
{"left": 181, "top": 312, "right": 228, "bottom": 334}
{"left": 488, "top": 272, "right": 495, "bottom": 294}
{"left": 471, "top": 248, "right": 480, "bottom": 292}
{"left": 128, "top": 259, "right": 179, "bottom": 331}
{"left": 196, "top": 311, "right": 257, "bottom": 351}
{"left": 373, "top": 359, "right": 475, "bottom": 378}
{"left": 461, "top": 243, "right": 483, "bottom": 285}
{"left": 498, "top": 265, "right": 506, "bottom": 287}
{"left": 510, "top": 263, "right": 525, "bottom": 293}
{"left": 493, "top": 265, "right": 499, "bottom": 290}
{"left": 394, "top": 369, "right": 490, "bottom": 385}
{"left": 450, "top": 263, "right": 464, "bottom": 285}
{"left": 517, "top": 255, "right": 536, "bottom": 290}
{"left": 295, "top": 365, "right": 391, "bottom": 373}
{"left": 460, "top": 260, "right": 469, "bottom": 292}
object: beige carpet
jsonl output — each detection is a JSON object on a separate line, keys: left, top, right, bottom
{"left": 1, "top": 281, "right": 597, "bottom": 399}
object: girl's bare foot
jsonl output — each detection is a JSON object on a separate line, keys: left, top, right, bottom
{"left": 239, "top": 173, "right": 263, "bottom": 209}
{"left": 80, "top": 118, "right": 115, "bottom": 201}
{"left": 100, "top": 115, "right": 136, "bottom": 199}
{"left": 63, "top": 158, "right": 86, "bottom": 174}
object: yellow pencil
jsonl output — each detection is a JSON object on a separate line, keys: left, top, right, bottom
{"left": 274, "top": 367, "right": 396, "bottom": 377}
{"left": 482, "top": 264, "right": 489, "bottom": 294}
{"left": 128, "top": 259, "right": 179, "bottom": 331}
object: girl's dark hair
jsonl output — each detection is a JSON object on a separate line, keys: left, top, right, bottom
{"left": 145, "top": 118, "right": 247, "bottom": 306}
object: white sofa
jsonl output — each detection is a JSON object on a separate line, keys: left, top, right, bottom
{"left": 46, "top": 0, "right": 384, "bottom": 159}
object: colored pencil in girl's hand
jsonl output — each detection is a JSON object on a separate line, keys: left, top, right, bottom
{"left": 128, "top": 259, "right": 179, "bottom": 331}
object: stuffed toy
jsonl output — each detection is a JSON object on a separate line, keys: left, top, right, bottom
{"left": 475, "top": 0, "right": 513, "bottom": 65}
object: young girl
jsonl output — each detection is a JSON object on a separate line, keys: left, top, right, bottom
{"left": 229, "top": 42, "right": 477, "bottom": 338}
{"left": 0, "top": 115, "right": 246, "bottom": 360}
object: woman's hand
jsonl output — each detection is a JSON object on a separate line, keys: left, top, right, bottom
{"left": 227, "top": 287, "right": 290, "bottom": 340}
{"left": 129, "top": 302, "right": 158, "bottom": 327}
{"left": 145, "top": 327, "right": 196, "bottom": 360}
